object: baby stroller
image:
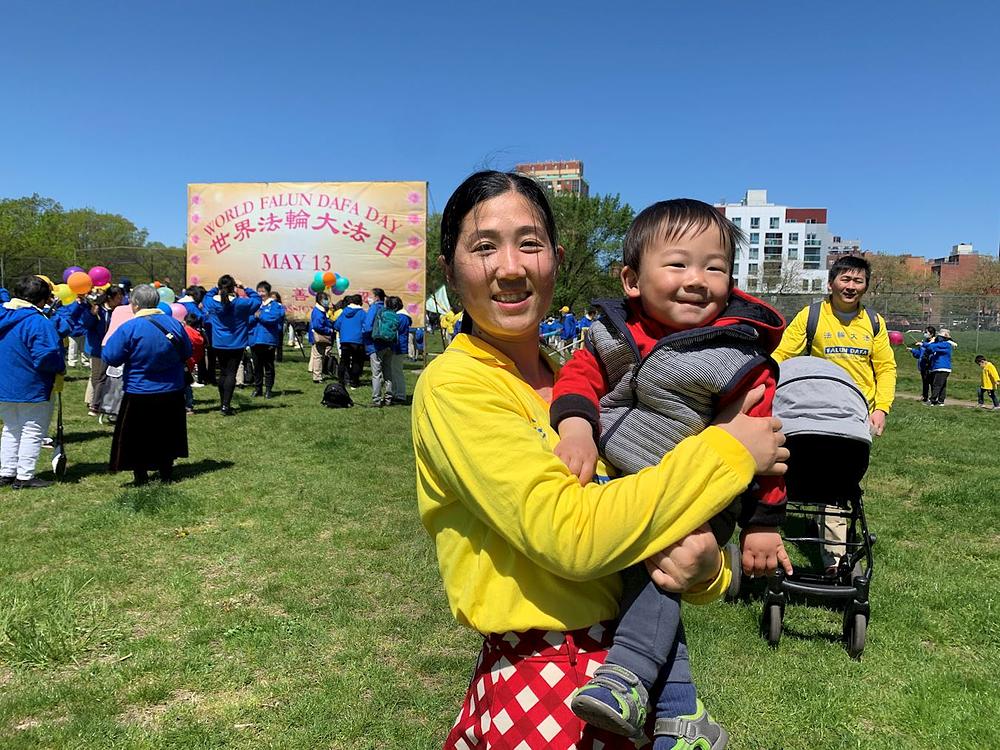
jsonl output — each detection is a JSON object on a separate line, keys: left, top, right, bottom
{"left": 762, "top": 357, "right": 876, "bottom": 658}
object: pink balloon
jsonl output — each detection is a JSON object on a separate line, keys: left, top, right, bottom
{"left": 170, "top": 303, "right": 187, "bottom": 321}
{"left": 88, "top": 266, "right": 111, "bottom": 286}
{"left": 888, "top": 330, "right": 904, "bottom": 346}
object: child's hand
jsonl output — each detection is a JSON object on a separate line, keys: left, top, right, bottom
{"left": 739, "top": 527, "right": 793, "bottom": 577}
{"left": 554, "top": 416, "right": 598, "bottom": 485}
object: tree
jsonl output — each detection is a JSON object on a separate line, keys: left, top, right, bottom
{"left": 0, "top": 194, "right": 66, "bottom": 283}
{"left": 549, "top": 192, "right": 634, "bottom": 311}
{"left": 759, "top": 260, "right": 804, "bottom": 294}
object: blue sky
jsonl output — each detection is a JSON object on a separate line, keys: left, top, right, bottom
{"left": 3, "top": 1, "right": 998, "bottom": 258}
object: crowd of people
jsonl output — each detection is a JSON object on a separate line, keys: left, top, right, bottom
{"left": 308, "top": 287, "right": 421, "bottom": 407}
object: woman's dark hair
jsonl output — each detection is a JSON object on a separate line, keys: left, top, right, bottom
{"left": 104, "top": 286, "right": 124, "bottom": 303}
{"left": 187, "top": 285, "right": 205, "bottom": 305}
{"left": 14, "top": 276, "right": 51, "bottom": 307}
{"left": 371, "top": 287, "right": 386, "bottom": 302}
{"left": 218, "top": 274, "right": 237, "bottom": 305}
{"left": 387, "top": 295, "right": 404, "bottom": 312}
{"left": 271, "top": 291, "right": 282, "bottom": 304}
{"left": 315, "top": 291, "right": 328, "bottom": 305}
{"left": 350, "top": 294, "right": 363, "bottom": 305}
{"left": 439, "top": 170, "right": 558, "bottom": 266}
{"left": 256, "top": 280, "right": 272, "bottom": 294}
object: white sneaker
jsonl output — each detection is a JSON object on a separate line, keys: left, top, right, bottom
{"left": 191, "top": 382, "right": 205, "bottom": 388}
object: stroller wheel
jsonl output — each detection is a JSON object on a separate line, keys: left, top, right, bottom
{"left": 724, "top": 543, "right": 742, "bottom": 601}
{"left": 763, "top": 604, "right": 782, "bottom": 647}
{"left": 845, "top": 612, "right": 867, "bottom": 659}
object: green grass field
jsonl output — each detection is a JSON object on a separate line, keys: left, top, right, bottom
{"left": 1, "top": 339, "right": 998, "bottom": 749}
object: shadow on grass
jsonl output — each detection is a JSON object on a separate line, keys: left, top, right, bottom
{"left": 64, "top": 429, "right": 110, "bottom": 445}
{"left": 235, "top": 402, "right": 290, "bottom": 413}
{"left": 171, "top": 458, "right": 234, "bottom": 481}
{"left": 58, "top": 461, "right": 112, "bottom": 484}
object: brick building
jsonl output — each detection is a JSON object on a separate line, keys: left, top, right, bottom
{"left": 515, "top": 160, "right": 589, "bottom": 197}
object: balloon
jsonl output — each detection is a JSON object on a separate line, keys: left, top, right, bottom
{"left": 153, "top": 281, "right": 162, "bottom": 288}
{"left": 157, "top": 301, "right": 172, "bottom": 314}
{"left": 331, "top": 287, "right": 345, "bottom": 296}
{"left": 95, "top": 283, "right": 111, "bottom": 292}
{"left": 888, "top": 330, "right": 904, "bottom": 346}
{"left": 54, "top": 284, "right": 76, "bottom": 305}
{"left": 158, "top": 287, "right": 176, "bottom": 304}
{"left": 67, "top": 271, "right": 93, "bottom": 295}
{"left": 88, "top": 266, "right": 111, "bottom": 286}
{"left": 62, "top": 266, "right": 84, "bottom": 282}
{"left": 334, "top": 276, "right": 349, "bottom": 293}
{"left": 322, "top": 271, "right": 336, "bottom": 287}
{"left": 170, "top": 303, "right": 187, "bottom": 321}
{"left": 309, "top": 278, "right": 325, "bottom": 293}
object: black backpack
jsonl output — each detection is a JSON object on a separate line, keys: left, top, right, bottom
{"left": 321, "top": 382, "right": 354, "bottom": 408}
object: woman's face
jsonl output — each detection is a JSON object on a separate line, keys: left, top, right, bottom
{"left": 444, "top": 191, "right": 560, "bottom": 344}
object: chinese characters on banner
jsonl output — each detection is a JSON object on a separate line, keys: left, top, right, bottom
{"left": 186, "top": 182, "right": 427, "bottom": 323}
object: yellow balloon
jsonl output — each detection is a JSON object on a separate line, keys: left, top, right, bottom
{"left": 54, "top": 283, "right": 76, "bottom": 304}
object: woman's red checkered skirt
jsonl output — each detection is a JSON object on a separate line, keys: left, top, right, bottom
{"left": 443, "top": 621, "right": 645, "bottom": 749}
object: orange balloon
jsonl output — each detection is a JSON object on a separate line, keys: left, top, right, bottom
{"left": 154, "top": 281, "right": 162, "bottom": 288}
{"left": 67, "top": 271, "right": 93, "bottom": 295}
{"left": 322, "top": 271, "right": 336, "bottom": 287}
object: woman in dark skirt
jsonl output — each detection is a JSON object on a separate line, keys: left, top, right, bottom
{"left": 102, "top": 284, "right": 192, "bottom": 485}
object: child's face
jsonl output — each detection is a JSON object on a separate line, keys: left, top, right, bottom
{"left": 978, "top": 361, "right": 986, "bottom": 368}
{"left": 621, "top": 226, "right": 732, "bottom": 330}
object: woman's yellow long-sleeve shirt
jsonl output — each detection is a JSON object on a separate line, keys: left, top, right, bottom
{"left": 412, "top": 334, "right": 756, "bottom": 635}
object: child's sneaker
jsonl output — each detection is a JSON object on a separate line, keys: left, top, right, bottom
{"left": 653, "top": 699, "right": 728, "bottom": 749}
{"left": 570, "top": 664, "right": 648, "bottom": 738}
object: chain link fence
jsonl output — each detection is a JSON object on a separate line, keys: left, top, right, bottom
{"left": 1, "top": 249, "right": 186, "bottom": 289}
{"left": 757, "top": 291, "right": 1000, "bottom": 333}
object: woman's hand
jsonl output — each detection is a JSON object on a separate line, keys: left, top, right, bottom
{"left": 712, "top": 385, "right": 788, "bottom": 475}
{"left": 644, "top": 525, "right": 721, "bottom": 593}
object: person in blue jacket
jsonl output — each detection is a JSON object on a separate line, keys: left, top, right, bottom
{"left": 59, "top": 299, "right": 90, "bottom": 368}
{"left": 334, "top": 293, "right": 365, "bottom": 388}
{"left": 308, "top": 291, "right": 335, "bottom": 384}
{"left": 387, "top": 296, "right": 410, "bottom": 404}
{"left": 248, "top": 281, "right": 285, "bottom": 399}
{"left": 921, "top": 328, "right": 955, "bottom": 406}
{"left": 0, "top": 287, "right": 10, "bottom": 303}
{"left": 79, "top": 286, "right": 124, "bottom": 415}
{"left": 362, "top": 288, "right": 395, "bottom": 406}
{"left": 0, "top": 276, "right": 66, "bottom": 489}
{"left": 103, "top": 284, "right": 191, "bottom": 485}
{"left": 202, "top": 274, "right": 261, "bottom": 415}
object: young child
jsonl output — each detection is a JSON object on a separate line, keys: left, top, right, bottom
{"left": 551, "top": 199, "right": 791, "bottom": 750}
{"left": 976, "top": 355, "right": 999, "bottom": 409}
{"left": 182, "top": 313, "right": 205, "bottom": 415}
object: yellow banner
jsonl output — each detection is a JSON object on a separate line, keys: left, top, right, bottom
{"left": 186, "top": 182, "right": 427, "bottom": 323}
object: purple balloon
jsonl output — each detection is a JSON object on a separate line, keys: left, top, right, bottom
{"left": 63, "top": 266, "right": 84, "bottom": 282}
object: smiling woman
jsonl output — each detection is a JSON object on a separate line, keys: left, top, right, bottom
{"left": 411, "top": 171, "right": 787, "bottom": 749}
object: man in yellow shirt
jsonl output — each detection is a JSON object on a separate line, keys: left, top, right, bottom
{"left": 772, "top": 255, "right": 896, "bottom": 570}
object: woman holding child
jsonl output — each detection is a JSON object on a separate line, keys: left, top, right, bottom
{"left": 413, "top": 172, "right": 788, "bottom": 749}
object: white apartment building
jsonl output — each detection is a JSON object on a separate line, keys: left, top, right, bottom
{"left": 716, "top": 189, "right": 833, "bottom": 293}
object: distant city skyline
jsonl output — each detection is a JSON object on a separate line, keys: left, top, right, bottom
{"left": 3, "top": 1, "right": 997, "bottom": 259}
